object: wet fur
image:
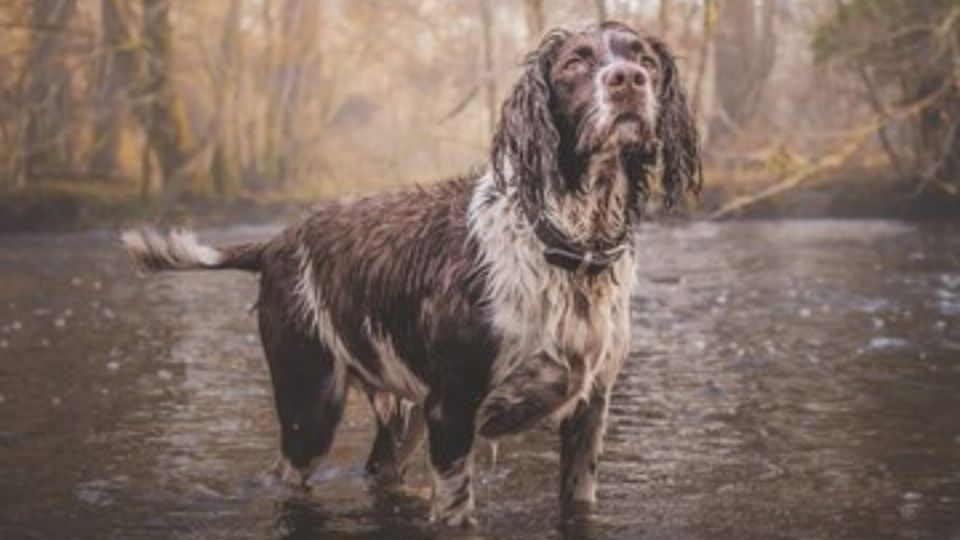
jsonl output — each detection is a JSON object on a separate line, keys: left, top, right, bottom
{"left": 122, "top": 22, "right": 699, "bottom": 527}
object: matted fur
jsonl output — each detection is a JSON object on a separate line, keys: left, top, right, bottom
{"left": 468, "top": 171, "right": 635, "bottom": 422}
{"left": 122, "top": 21, "right": 699, "bottom": 527}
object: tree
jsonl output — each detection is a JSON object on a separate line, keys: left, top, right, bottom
{"left": 479, "top": 0, "right": 497, "bottom": 136}
{"left": 815, "top": 0, "right": 960, "bottom": 195}
{"left": 659, "top": 0, "right": 674, "bottom": 41}
{"left": 260, "top": 0, "right": 322, "bottom": 188}
{"left": 89, "top": 0, "right": 137, "bottom": 178}
{"left": 594, "top": 0, "right": 607, "bottom": 22}
{"left": 24, "top": 0, "right": 77, "bottom": 180}
{"left": 136, "top": 0, "right": 211, "bottom": 201}
{"left": 209, "top": 0, "right": 243, "bottom": 198}
{"left": 522, "top": 0, "right": 545, "bottom": 42}
{"left": 711, "top": 0, "right": 778, "bottom": 145}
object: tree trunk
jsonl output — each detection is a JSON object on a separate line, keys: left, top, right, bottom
{"left": 594, "top": 0, "right": 607, "bottom": 22}
{"left": 522, "top": 0, "right": 544, "bottom": 43}
{"left": 692, "top": 0, "right": 715, "bottom": 133}
{"left": 210, "top": 0, "right": 243, "bottom": 199}
{"left": 711, "top": 0, "right": 779, "bottom": 145}
{"left": 479, "top": 0, "right": 497, "bottom": 137}
{"left": 24, "top": 0, "right": 77, "bottom": 181}
{"left": 711, "top": 0, "right": 756, "bottom": 144}
{"left": 659, "top": 0, "right": 674, "bottom": 41}
{"left": 912, "top": 70, "right": 960, "bottom": 186}
{"left": 137, "top": 0, "right": 210, "bottom": 201}
{"left": 89, "top": 0, "right": 136, "bottom": 179}
{"left": 755, "top": 0, "right": 778, "bottom": 94}
{"left": 264, "top": 0, "right": 321, "bottom": 188}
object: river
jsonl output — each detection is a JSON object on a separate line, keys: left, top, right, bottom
{"left": 1, "top": 220, "right": 958, "bottom": 539}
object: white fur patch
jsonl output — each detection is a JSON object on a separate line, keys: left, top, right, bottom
{"left": 430, "top": 454, "right": 476, "bottom": 526}
{"left": 122, "top": 229, "right": 223, "bottom": 269}
{"left": 468, "top": 170, "right": 635, "bottom": 422}
{"left": 293, "top": 243, "right": 426, "bottom": 403}
{"left": 363, "top": 317, "right": 428, "bottom": 402}
{"left": 293, "top": 243, "right": 352, "bottom": 402}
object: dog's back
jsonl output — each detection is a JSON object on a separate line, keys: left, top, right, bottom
{"left": 122, "top": 173, "right": 498, "bottom": 487}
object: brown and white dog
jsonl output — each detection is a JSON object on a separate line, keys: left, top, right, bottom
{"left": 122, "top": 21, "right": 700, "bottom": 527}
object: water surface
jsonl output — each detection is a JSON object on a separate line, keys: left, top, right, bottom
{"left": 1, "top": 220, "right": 958, "bottom": 539}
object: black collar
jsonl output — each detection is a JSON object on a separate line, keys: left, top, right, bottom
{"left": 529, "top": 213, "right": 630, "bottom": 277}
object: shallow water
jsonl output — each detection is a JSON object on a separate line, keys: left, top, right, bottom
{"left": 1, "top": 220, "right": 958, "bottom": 540}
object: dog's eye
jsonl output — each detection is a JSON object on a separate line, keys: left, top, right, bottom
{"left": 563, "top": 57, "right": 586, "bottom": 71}
{"left": 639, "top": 56, "right": 659, "bottom": 71}
{"left": 563, "top": 45, "right": 595, "bottom": 72}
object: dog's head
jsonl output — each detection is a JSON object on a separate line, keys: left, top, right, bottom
{"left": 491, "top": 21, "right": 701, "bottom": 212}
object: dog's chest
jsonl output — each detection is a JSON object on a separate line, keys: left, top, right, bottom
{"left": 489, "top": 254, "right": 632, "bottom": 381}
{"left": 469, "top": 177, "right": 634, "bottom": 389}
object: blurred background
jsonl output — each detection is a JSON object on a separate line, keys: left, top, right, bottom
{"left": 1, "top": 2, "right": 960, "bottom": 539}
{"left": 0, "top": 0, "right": 957, "bottom": 230}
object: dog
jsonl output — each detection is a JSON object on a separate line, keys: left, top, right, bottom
{"left": 122, "top": 21, "right": 700, "bottom": 527}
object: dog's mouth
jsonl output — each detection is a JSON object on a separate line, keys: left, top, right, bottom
{"left": 608, "top": 111, "right": 655, "bottom": 148}
{"left": 574, "top": 106, "right": 656, "bottom": 156}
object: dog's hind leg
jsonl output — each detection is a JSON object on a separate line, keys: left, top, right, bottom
{"left": 425, "top": 387, "right": 482, "bottom": 528}
{"left": 259, "top": 293, "right": 346, "bottom": 487}
{"left": 364, "top": 392, "right": 426, "bottom": 482}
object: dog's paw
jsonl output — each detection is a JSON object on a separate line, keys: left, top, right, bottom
{"left": 431, "top": 511, "right": 479, "bottom": 529}
{"left": 561, "top": 497, "right": 597, "bottom": 516}
{"left": 478, "top": 351, "right": 571, "bottom": 438}
{"left": 267, "top": 455, "right": 319, "bottom": 490}
{"left": 364, "top": 457, "right": 406, "bottom": 485}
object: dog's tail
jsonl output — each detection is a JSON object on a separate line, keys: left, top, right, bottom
{"left": 121, "top": 228, "right": 265, "bottom": 273}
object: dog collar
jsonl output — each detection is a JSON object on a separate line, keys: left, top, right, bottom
{"left": 531, "top": 215, "right": 629, "bottom": 276}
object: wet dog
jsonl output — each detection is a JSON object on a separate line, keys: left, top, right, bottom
{"left": 123, "top": 21, "right": 699, "bottom": 527}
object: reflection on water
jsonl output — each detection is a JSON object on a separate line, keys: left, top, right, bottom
{"left": 0, "top": 221, "right": 958, "bottom": 540}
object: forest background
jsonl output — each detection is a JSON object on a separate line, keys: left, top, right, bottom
{"left": 1, "top": 0, "right": 957, "bottom": 230}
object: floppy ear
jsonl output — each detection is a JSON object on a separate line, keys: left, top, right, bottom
{"left": 491, "top": 30, "right": 570, "bottom": 207}
{"left": 650, "top": 37, "right": 702, "bottom": 208}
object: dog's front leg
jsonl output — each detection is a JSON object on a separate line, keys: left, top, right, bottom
{"left": 559, "top": 386, "right": 611, "bottom": 508}
{"left": 425, "top": 389, "right": 479, "bottom": 528}
{"left": 477, "top": 350, "right": 585, "bottom": 438}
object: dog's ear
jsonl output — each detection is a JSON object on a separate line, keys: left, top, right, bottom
{"left": 491, "top": 30, "right": 570, "bottom": 204}
{"left": 649, "top": 37, "right": 702, "bottom": 208}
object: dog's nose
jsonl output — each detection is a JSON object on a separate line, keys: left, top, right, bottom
{"left": 603, "top": 63, "right": 647, "bottom": 101}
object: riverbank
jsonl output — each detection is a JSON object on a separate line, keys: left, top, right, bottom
{"left": 1, "top": 172, "right": 957, "bottom": 233}
{"left": 704, "top": 170, "right": 960, "bottom": 221}
{"left": 0, "top": 181, "right": 307, "bottom": 233}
